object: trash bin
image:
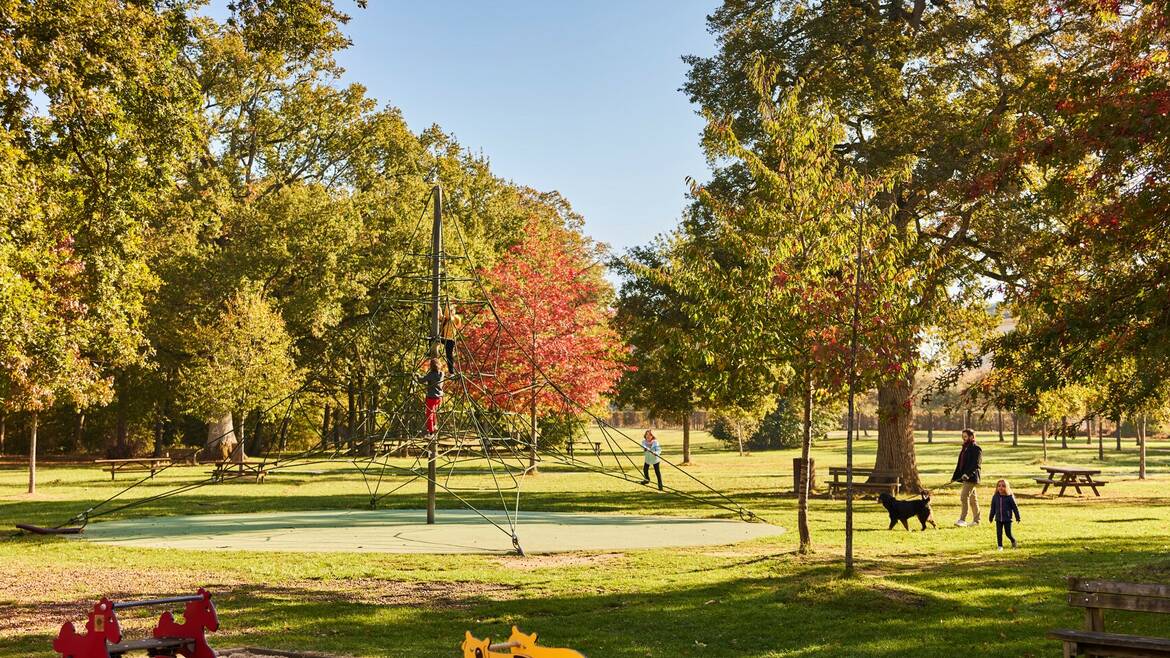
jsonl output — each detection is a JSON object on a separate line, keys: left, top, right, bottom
{"left": 793, "top": 457, "right": 816, "bottom": 493}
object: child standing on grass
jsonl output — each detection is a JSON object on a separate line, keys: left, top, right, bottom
{"left": 640, "top": 430, "right": 663, "bottom": 490}
{"left": 988, "top": 479, "right": 1021, "bottom": 550}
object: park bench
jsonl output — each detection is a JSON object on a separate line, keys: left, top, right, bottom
{"left": 1048, "top": 577, "right": 1170, "bottom": 657}
{"left": 825, "top": 466, "right": 900, "bottom": 497}
{"left": 94, "top": 457, "right": 171, "bottom": 481}
{"left": 210, "top": 460, "right": 268, "bottom": 483}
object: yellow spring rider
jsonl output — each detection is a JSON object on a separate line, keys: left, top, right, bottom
{"left": 463, "top": 626, "right": 585, "bottom": 658}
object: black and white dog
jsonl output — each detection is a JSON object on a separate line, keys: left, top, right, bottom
{"left": 879, "top": 492, "right": 937, "bottom": 530}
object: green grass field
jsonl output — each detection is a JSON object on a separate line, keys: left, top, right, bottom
{"left": 1, "top": 430, "right": 1167, "bottom": 657}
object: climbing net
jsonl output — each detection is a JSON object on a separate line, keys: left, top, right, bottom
{"left": 29, "top": 183, "right": 761, "bottom": 555}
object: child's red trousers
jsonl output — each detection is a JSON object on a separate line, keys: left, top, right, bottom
{"left": 424, "top": 396, "right": 442, "bottom": 434}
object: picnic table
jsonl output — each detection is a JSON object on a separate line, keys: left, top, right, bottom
{"left": 209, "top": 460, "right": 269, "bottom": 483}
{"left": 825, "top": 466, "right": 900, "bottom": 498}
{"left": 1034, "top": 466, "right": 1109, "bottom": 497}
{"left": 94, "top": 457, "right": 171, "bottom": 480}
{"left": 567, "top": 440, "right": 602, "bottom": 459}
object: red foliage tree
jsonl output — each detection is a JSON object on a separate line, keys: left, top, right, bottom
{"left": 463, "top": 213, "right": 623, "bottom": 468}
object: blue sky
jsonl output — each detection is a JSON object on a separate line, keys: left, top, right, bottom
{"left": 331, "top": 1, "right": 719, "bottom": 254}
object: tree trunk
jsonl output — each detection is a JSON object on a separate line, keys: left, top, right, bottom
{"left": 27, "top": 411, "right": 37, "bottom": 494}
{"left": 859, "top": 410, "right": 868, "bottom": 438}
{"left": 1115, "top": 415, "right": 1122, "bottom": 452}
{"left": 0, "top": 412, "right": 6, "bottom": 455}
{"left": 1096, "top": 415, "right": 1104, "bottom": 461}
{"left": 70, "top": 410, "right": 85, "bottom": 454}
{"left": 152, "top": 419, "right": 164, "bottom": 458}
{"left": 736, "top": 419, "right": 745, "bottom": 457}
{"left": 1012, "top": 413, "right": 1019, "bottom": 447}
{"left": 997, "top": 409, "right": 1004, "bottom": 442}
{"left": 873, "top": 376, "right": 920, "bottom": 492}
{"left": 682, "top": 412, "right": 692, "bottom": 465}
{"left": 1041, "top": 420, "right": 1049, "bottom": 462}
{"left": 206, "top": 412, "right": 239, "bottom": 462}
{"left": 964, "top": 408, "right": 972, "bottom": 429}
{"left": 1138, "top": 413, "right": 1147, "bottom": 480}
{"left": 926, "top": 409, "right": 933, "bottom": 444}
{"left": 1060, "top": 415, "right": 1068, "bottom": 449}
{"left": 321, "top": 403, "right": 331, "bottom": 449}
{"left": 797, "top": 375, "right": 813, "bottom": 554}
{"left": 347, "top": 379, "right": 356, "bottom": 452}
{"left": 528, "top": 375, "right": 538, "bottom": 473}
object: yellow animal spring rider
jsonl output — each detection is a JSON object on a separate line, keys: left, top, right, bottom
{"left": 463, "top": 626, "right": 585, "bottom": 658}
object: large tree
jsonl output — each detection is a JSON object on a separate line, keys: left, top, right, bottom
{"left": 683, "top": 0, "right": 1070, "bottom": 487}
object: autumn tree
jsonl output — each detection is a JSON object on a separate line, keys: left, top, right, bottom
{"left": 463, "top": 195, "right": 624, "bottom": 472}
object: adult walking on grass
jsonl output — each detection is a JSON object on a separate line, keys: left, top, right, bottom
{"left": 952, "top": 428, "right": 983, "bottom": 527}
{"left": 641, "top": 430, "right": 663, "bottom": 490}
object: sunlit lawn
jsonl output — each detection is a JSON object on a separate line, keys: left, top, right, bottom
{"left": 0, "top": 430, "right": 1166, "bottom": 657}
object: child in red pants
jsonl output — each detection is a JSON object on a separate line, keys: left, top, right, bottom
{"left": 419, "top": 358, "right": 444, "bottom": 435}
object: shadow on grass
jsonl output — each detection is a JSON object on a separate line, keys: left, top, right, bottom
{"left": 3, "top": 541, "right": 1167, "bottom": 657}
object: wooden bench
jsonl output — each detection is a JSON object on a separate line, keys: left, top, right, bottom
{"left": 210, "top": 460, "right": 268, "bottom": 483}
{"left": 95, "top": 457, "right": 171, "bottom": 480}
{"left": 1048, "top": 577, "right": 1170, "bottom": 657}
{"left": 825, "top": 466, "right": 900, "bottom": 497}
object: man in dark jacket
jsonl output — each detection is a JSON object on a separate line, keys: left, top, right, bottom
{"left": 951, "top": 428, "right": 982, "bottom": 526}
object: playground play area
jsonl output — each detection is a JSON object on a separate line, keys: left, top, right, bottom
{"left": 2, "top": 429, "right": 1167, "bottom": 657}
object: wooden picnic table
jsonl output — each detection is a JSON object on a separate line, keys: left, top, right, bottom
{"left": 94, "top": 457, "right": 171, "bottom": 480}
{"left": 567, "top": 440, "right": 602, "bottom": 459}
{"left": 1034, "top": 466, "right": 1109, "bottom": 497}
{"left": 209, "top": 460, "right": 269, "bottom": 483}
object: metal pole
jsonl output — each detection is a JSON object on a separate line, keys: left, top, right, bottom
{"left": 844, "top": 193, "right": 865, "bottom": 577}
{"left": 427, "top": 183, "right": 441, "bottom": 525}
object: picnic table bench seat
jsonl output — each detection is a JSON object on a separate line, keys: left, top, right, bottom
{"left": 1048, "top": 577, "right": 1170, "bottom": 657}
{"left": 825, "top": 466, "right": 900, "bottom": 497}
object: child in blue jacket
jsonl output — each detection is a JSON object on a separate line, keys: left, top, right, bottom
{"left": 988, "top": 479, "right": 1021, "bottom": 550}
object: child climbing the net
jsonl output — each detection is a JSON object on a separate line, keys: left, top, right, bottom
{"left": 418, "top": 357, "right": 445, "bottom": 435}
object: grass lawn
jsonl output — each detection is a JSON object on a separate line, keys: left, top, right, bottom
{"left": 1, "top": 430, "right": 1167, "bottom": 657}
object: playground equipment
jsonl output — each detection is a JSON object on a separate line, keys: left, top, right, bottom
{"left": 16, "top": 178, "right": 764, "bottom": 553}
{"left": 463, "top": 627, "right": 585, "bottom": 658}
{"left": 52, "top": 589, "right": 218, "bottom": 658}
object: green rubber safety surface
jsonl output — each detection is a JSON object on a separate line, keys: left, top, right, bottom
{"left": 77, "top": 509, "right": 783, "bottom": 554}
